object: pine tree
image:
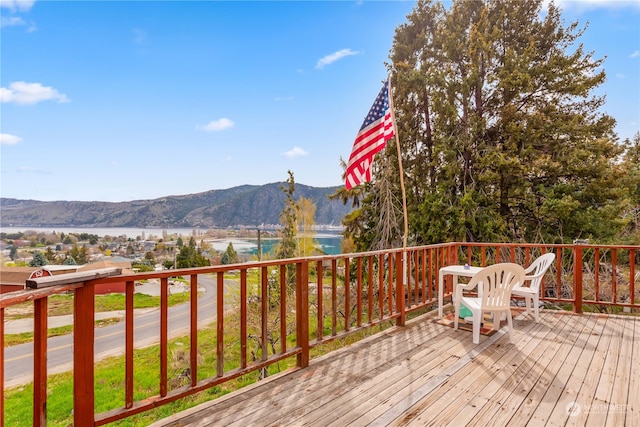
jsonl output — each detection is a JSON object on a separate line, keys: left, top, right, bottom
{"left": 29, "top": 251, "right": 47, "bottom": 267}
{"left": 352, "top": 0, "right": 626, "bottom": 246}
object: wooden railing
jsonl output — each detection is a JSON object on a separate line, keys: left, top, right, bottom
{"left": 1, "top": 242, "right": 638, "bottom": 426}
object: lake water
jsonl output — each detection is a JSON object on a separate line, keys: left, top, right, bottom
{"left": 0, "top": 226, "right": 344, "bottom": 256}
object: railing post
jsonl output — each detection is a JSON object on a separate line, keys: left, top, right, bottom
{"left": 33, "top": 298, "right": 48, "bottom": 427}
{"left": 573, "top": 245, "right": 583, "bottom": 314}
{"left": 1, "top": 308, "right": 4, "bottom": 427}
{"left": 396, "top": 251, "right": 406, "bottom": 326}
{"left": 74, "top": 282, "right": 95, "bottom": 426}
{"left": 296, "top": 261, "right": 309, "bottom": 368}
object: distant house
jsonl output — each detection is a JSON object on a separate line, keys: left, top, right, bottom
{"left": 1, "top": 257, "right": 135, "bottom": 295}
{"left": 0, "top": 265, "right": 80, "bottom": 294}
{"left": 78, "top": 257, "right": 135, "bottom": 294}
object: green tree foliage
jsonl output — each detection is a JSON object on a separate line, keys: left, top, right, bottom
{"left": 346, "top": 0, "right": 628, "bottom": 247}
{"left": 63, "top": 256, "right": 77, "bottom": 265}
{"left": 69, "top": 243, "right": 89, "bottom": 265}
{"left": 29, "top": 251, "right": 48, "bottom": 267}
{"left": 176, "top": 245, "right": 210, "bottom": 268}
{"left": 619, "top": 132, "right": 640, "bottom": 243}
{"left": 220, "top": 242, "right": 239, "bottom": 265}
{"left": 44, "top": 247, "right": 58, "bottom": 264}
{"left": 276, "top": 170, "right": 299, "bottom": 260}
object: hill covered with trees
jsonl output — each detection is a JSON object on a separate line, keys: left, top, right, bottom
{"left": 0, "top": 183, "right": 350, "bottom": 228}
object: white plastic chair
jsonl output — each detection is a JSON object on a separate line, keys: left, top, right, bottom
{"left": 454, "top": 263, "right": 525, "bottom": 344}
{"left": 511, "top": 253, "right": 556, "bottom": 322}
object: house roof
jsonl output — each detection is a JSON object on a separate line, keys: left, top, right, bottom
{"left": 78, "top": 259, "right": 135, "bottom": 275}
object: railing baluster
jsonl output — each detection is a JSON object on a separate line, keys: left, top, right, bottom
{"left": 378, "top": 254, "right": 385, "bottom": 320}
{"left": 368, "top": 256, "right": 374, "bottom": 323}
{"left": 160, "top": 277, "right": 169, "bottom": 397}
{"left": 296, "top": 261, "right": 309, "bottom": 368}
{"left": 125, "top": 280, "right": 134, "bottom": 408}
{"left": 396, "top": 251, "right": 405, "bottom": 326}
{"left": 595, "top": 247, "right": 601, "bottom": 302}
{"left": 356, "top": 257, "right": 363, "bottom": 327}
{"left": 332, "top": 259, "right": 338, "bottom": 335}
{"left": 630, "top": 249, "right": 636, "bottom": 306}
{"left": 218, "top": 271, "right": 226, "bottom": 374}
{"left": 612, "top": 249, "right": 618, "bottom": 303}
{"left": 241, "top": 269, "right": 248, "bottom": 367}
{"left": 317, "top": 260, "right": 324, "bottom": 340}
{"left": 190, "top": 274, "right": 198, "bottom": 387}
{"left": 344, "top": 257, "right": 350, "bottom": 331}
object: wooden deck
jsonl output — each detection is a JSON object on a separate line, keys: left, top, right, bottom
{"left": 151, "top": 309, "right": 639, "bottom": 427}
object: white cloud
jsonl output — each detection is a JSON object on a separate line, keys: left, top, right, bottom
{"left": 282, "top": 146, "right": 308, "bottom": 158}
{"left": 551, "top": 0, "right": 640, "bottom": 12}
{"left": 197, "top": 118, "right": 234, "bottom": 132}
{"left": 275, "top": 96, "right": 294, "bottom": 102}
{"left": 0, "top": 15, "right": 24, "bottom": 27}
{"left": 631, "top": 50, "right": 640, "bottom": 58}
{"left": 316, "top": 48, "right": 360, "bottom": 69}
{"left": 17, "top": 165, "right": 50, "bottom": 174}
{"left": 0, "top": 81, "right": 69, "bottom": 105}
{"left": 0, "top": 0, "right": 36, "bottom": 12}
{"left": 0, "top": 133, "right": 22, "bottom": 145}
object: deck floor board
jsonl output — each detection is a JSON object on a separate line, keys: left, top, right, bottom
{"left": 150, "top": 310, "right": 639, "bottom": 427}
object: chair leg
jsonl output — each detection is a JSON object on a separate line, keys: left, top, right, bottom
{"left": 454, "top": 299, "right": 460, "bottom": 331}
{"left": 524, "top": 296, "right": 532, "bottom": 315}
{"left": 472, "top": 310, "right": 481, "bottom": 344}
{"left": 533, "top": 295, "right": 540, "bottom": 322}
{"left": 506, "top": 309, "right": 514, "bottom": 343}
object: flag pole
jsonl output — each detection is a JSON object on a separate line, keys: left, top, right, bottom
{"left": 387, "top": 75, "right": 408, "bottom": 250}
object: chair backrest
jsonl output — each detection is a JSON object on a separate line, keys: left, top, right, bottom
{"left": 524, "top": 253, "right": 556, "bottom": 292}
{"left": 467, "top": 263, "right": 526, "bottom": 310}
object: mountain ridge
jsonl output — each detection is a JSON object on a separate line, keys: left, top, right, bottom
{"left": 0, "top": 183, "right": 351, "bottom": 228}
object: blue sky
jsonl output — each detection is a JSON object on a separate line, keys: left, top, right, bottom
{"left": 1, "top": 0, "right": 639, "bottom": 203}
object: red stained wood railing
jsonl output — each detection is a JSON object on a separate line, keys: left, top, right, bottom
{"left": 2, "top": 242, "right": 640, "bottom": 426}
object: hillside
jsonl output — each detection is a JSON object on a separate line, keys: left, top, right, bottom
{"left": 0, "top": 183, "right": 351, "bottom": 228}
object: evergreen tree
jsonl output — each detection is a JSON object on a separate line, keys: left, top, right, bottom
{"left": 220, "top": 242, "right": 239, "bottom": 265}
{"left": 176, "top": 245, "right": 210, "bottom": 268}
{"left": 69, "top": 243, "right": 89, "bottom": 264}
{"left": 44, "top": 247, "right": 58, "bottom": 264}
{"left": 29, "top": 251, "right": 47, "bottom": 267}
{"left": 276, "top": 170, "right": 298, "bottom": 260}
{"left": 347, "top": 0, "right": 626, "bottom": 247}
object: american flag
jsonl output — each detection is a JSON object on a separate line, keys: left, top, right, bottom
{"left": 345, "top": 79, "right": 395, "bottom": 190}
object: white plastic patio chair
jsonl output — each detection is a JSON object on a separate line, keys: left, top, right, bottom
{"left": 454, "top": 263, "right": 525, "bottom": 344}
{"left": 511, "top": 253, "right": 556, "bottom": 322}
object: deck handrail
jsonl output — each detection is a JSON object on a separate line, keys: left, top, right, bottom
{"left": 1, "top": 242, "right": 638, "bottom": 426}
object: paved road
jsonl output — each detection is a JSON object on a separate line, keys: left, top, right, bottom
{"left": 4, "top": 274, "right": 227, "bottom": 388}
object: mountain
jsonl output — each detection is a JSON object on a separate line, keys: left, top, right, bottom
{"left": 0, "top": 183, "right": 351, "bottom": 228}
